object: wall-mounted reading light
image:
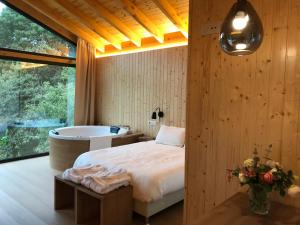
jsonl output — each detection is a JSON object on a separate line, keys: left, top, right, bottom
{"left": 151, "top": 112, "right": 157, "bottom": 120}
{"left": 220, "top": 0, "right": 263, "bottom": 56}
{"left": 151, "top": 107, "right": 164, "bottom": 120}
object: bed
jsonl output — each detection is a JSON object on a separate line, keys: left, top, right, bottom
{"left": 73, "top": 140, "right": 185, "bottom": 223}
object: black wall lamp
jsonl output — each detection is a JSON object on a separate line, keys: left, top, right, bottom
{"left": 220, "top": 0, "right": 263, "bottom": 56}
{"left": 151, "top": 107, "right": 164, "bottom": 120}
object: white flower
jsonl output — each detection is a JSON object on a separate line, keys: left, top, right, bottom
{"left": 239, "top": 173, "right": 247, "bottom": 183}
{"left": 266, "top": 160, "right": 278, "bottom": 168}
{"left": 244, "top": 159, "right": 254, "bottom": 168}
{"left": 270, "top": 168, "right": 277, "bottom": 174}
{"left": 288, "top": 185, "right": 300, "bottom": 197}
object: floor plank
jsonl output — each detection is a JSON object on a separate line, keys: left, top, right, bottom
{"left": 0, "top": 156, "right": 183, "bottom": 225}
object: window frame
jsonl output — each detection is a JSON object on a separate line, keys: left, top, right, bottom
{"left": 0, "top": 57, "right": 76, "bottom": 164}
{"left": 0, "top": 1, "right": 76, "bottom": 163}
{"left": 0, "top": 0, "right": 77, "bottom": 62}
{"left": 0, "top": 48, "right": 76, "bottom": 67}
{"left": 0, "top": 152, "right": 49, "bottom": 163}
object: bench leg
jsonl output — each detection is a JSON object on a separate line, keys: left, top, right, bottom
{"left": 54, "top": 178, "right": 74, "bottom": 210}
{"left": 75, "top": 189, "right": 100, "bottom": 225}
{"left": 100, "top": 187, "right": 133, "bottom": 225}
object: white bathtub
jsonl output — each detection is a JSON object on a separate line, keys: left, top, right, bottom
{"left": 48, "top": 125, "right": 130, "bottom": 170}
{"left": 49, "top": 125, "right": 129, "bottom": 140}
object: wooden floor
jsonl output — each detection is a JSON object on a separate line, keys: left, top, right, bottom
{"left": 0, "top": 156, "right": 183, "bottom": 225}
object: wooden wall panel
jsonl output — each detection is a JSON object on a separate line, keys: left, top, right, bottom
{"left": 185, "top": 0, "right": 300, "bottom": 224}
{"left": 96, "top": 46, "right": 187, "bottom": 137}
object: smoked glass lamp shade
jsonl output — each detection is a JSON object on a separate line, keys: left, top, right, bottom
{"left": 220, "top": 0, "right": 263, "bottom": 56}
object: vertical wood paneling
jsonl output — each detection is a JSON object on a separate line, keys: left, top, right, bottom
{"left": 96, "top": 46, "right": 187, "bottom": 137}
{"left": 185, "top": 0, "right": 300, "bottom": 224}
{"left": 184, "top": 0, "right": 211, "bottom": 222}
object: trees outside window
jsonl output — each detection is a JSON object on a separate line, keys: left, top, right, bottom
{"left": 0, "top": 3, "right": 76, "bottom": 161}
{"left": 0, "top": 2, "right": 76, "bottom": 57}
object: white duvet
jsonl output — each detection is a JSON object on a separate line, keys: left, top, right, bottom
{"left": 73, "top": 141, "right": 185, "bottom": 203}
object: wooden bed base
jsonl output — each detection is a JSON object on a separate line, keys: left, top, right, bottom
{"left": 133, "top": 189, "right": 184, "bottom": 225}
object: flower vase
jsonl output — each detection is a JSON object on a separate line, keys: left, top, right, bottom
{"left": 248, "top": 185, "right": 270, "bottom": 215}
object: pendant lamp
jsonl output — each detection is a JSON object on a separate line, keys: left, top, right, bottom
{"left": 220, "top": 0, "right": 263, "bottom": 56}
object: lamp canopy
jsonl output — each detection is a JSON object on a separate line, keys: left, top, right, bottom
{"left": 220, "top": 0, "right": 263, "bottom": 56}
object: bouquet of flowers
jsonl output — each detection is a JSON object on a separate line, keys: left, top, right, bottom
{"left": 228, "top": 145, "right": 300, "bottom": 215}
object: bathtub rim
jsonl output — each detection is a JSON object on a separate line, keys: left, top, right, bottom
{"left": 48, "top": 125, "right": 129, "bottom": 141}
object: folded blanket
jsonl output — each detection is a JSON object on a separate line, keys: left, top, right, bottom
{"left": 62, "top": 165, "right": 131, "bottom": 194}
{"left": 81, "top": 167, "right": 131, "bottom": 194}
{"left": 62, "top": 164, "right": 105, "bottom": 183}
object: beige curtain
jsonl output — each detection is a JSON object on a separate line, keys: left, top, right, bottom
{"left": 74, "top": 39, "right": 97, "bottom": 125}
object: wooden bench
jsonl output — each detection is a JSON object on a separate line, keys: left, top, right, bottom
{"left": 54, "top": 175, "right": 133, "bottom": 225}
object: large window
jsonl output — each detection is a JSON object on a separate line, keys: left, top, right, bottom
{"left": 0, "top": 2, "right": 76, "bottom": 57}
{"left": 0, "top": 2, "right": 76, "bottom": 162}
{"left": 0, "top": 60, "right": 75, "bottom": 161}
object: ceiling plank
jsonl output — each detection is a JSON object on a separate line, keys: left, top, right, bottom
{"left": 22, "top": 0, "right": 105, "bottom": 52}
{"left": 121, "top": 0, "right": 164, "bottom": 43}
{"left": 54, "top": 0, "right": 122, "bottom": 50}
{"left": 84, "top": 0, "right": 141, "bottom": 47}
{"left": 152, "top": 0, "right": 188, "bottom": 38}
{"left": 4, "top": 0, "right": 77, "bottom": 43}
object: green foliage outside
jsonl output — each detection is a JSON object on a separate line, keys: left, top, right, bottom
{"left": 0, "top": 5, "right": 76, "bottom": 160}
{"left": 0, "top": 3, "right": 76, "bottom": 57}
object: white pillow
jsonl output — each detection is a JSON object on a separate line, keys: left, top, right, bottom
{"left": 155, "top": 125, "right": 185, "bottom": 147}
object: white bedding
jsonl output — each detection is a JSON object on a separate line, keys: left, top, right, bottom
{"left": 73, "top": 141, "right": 185, "bottom": 203}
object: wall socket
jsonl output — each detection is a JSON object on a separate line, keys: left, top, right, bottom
{"left": 148, "top": 119, "right": 158, "bottom": 127}
{"left": 201, "top": 22, "right": 222, "bottom": 36}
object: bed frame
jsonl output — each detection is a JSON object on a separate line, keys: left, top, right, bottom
{"left": 133, "top": 189, "right": 184, "bottom": 225}
{"left": 54, "top": 136, "right": 184, "bottom": 224}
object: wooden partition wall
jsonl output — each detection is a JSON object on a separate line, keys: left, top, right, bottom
{"left": 185, "top": 0, "right": 300, "bottom": 224}
{"left": 96, "top": 46, "right": 187, "bottom": 137}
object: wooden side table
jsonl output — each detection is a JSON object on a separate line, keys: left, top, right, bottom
{"left": 197, "top": 193, "right": 300, "bottom": 225}
{"left": 137, "top": 136, "right": 154, "bottom": 142}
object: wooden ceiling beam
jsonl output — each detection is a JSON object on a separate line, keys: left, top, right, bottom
{"left": 84, "top": 0, "right": 141, "bottom": 47}
{"left": 22, "top": 0, "right": 105, "bottom": 52}
{"left": 4, "top": 0, "right": 77, "bottom": 43}
{"left": 121, "top": 0, "right": 164, "bottom": 43}
{"left": 152, "top": 0, "right": 188, "bottom": 38}
{"left": 54, "top": 0, "right": 122, "bottom": 50}
{"left": 96, "top": 32, "right": 187, "bottom": 58}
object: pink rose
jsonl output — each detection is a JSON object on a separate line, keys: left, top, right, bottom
{"left": 263, "top": 172, "right": 273, "bottom": 183}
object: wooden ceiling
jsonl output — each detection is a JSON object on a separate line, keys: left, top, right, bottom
{"left": 5, "top": 0, "right": 189, "bottom": 58}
